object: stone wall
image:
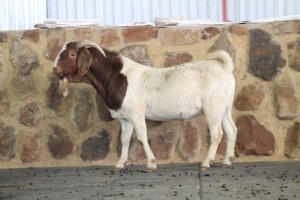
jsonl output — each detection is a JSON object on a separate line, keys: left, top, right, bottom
{"left": 1, "top": 20, "right": 300, "bottom": 169}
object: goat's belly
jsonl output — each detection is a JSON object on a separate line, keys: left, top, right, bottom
{"left": 146, "top": 107, "right": 203, "bottom": 121}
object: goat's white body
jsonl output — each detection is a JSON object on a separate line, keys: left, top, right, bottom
{"left": 110, "top": 51, "right": 237, "bottom": 170}
{"left": 111, "top": 58, "right": 234, "bottom": 121}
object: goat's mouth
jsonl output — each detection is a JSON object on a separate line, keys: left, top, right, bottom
{"left": 53, "top": 66, "right": 64, "bottom": 78}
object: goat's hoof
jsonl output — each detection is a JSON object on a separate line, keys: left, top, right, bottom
{"left": 199, "top": 166, "right": 209, "bottom": 171}
{"left": 114, "top": 167, "right": 124, "bottom": 173}
{"left": 230, "top": 156, "right": 235, "bottom": 162}
{"left": 146, "top": 168, "right": 155, "bottom": 173}
{"left": 222, "top": 164, "right": 232, "bottom": 168}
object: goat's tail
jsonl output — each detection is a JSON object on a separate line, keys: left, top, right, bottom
{"left": 206, "top": 50, "right": 234, "bottom": 73}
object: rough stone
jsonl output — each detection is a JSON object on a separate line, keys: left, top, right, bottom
{"left": 151, "top": 128, "right": 179, "bottom": 161}
{"left": 12, "top": 75, "right": 38, "bottom": 98}
{"left": 230, "top": 24, "right": 249, "bottom": 36}
{"left": 123, "top": 26, "right": 157, "bottom": 43}
{"left": 201, "top": 27, "right": 220, "bottom": 40}
{"left": 0, "top": 55, "right": 9, "bottom": 84}
{"left": 159, "top": 27, "right": 200, "bottom": 46}
{"left": 22, "top": 29, "right": 41, "bottom": 43}
{"left": 249, "top": 29, "right": 286, "bottom": 81}
{"left": 0, "top": 121, "right": 16, "bottom": 162}
{"left": 275, "top": 76, "right": 299, "bottom": 120}
{"left": 164, "top": 52, "right": 193, "bottom": 67}
{"left": 95, "top": 94, "right": 113, "bottom": 122}
{"left": 177, "top": 117, "right": 208, "bottom": 161}
{"left": 236, "top": 115, "right": 275, "bottom": 156}
{"left": 273, "top": 20, "right": 300, "bottom": 34}
{"left": 0, "top": 87, "right": 10, "bottom": 115}
{"left": 216, "top": 134, "right": 227, "bottom": 160}
{"left": 128, "top": 124, "right": 179, "bottom": 162}
{"left": 287, "top": 37, "right": 300, "bottom": 72}
{"left": 10, "top": 38, "right": 39, "bottom": 76}
{"left": 71, "top": 86, "right": 95, "bottom": 132}
{"left": 119, "top": 45, "right": 153, "bottom": 66}
{"left": 208, "top": 31, "right": 236, "bottom": 61}
{"left": 285, "top": 122, "right": 300, "bottom": 158}
{"left": 80, "top": 129, "right": 111, "bottom": 161}
{"left": 19, "top": 102, "right": 44, "bottom": 127}
{"left": 20, "top": 133, "right": 41, "bottom": 163}
{"left": 74, "top": 27, "right": 92, "bottom": 40}
{"left": 0, "top": 62, "right": 8, "bottom": 85}
{"left": 146, "top": 120, "right": 162, "bottom": 127}
{"left": 47, "top": 76, "right": 73, "bottom": 117}
{"left": 47, "top": 76, "right": 62, "bottom": 112}
{"left": 46, "top": 28, "right": 65, "bottom": 61}
{"left": 234, "top": 83, "right": 265, "bottom": 111}
{"left": 0, "top": 32, "right": 7, "bottom": 43}
{"left": 0, "top": 45, "right": 11, "bottom": 83}
{"left": 47, "top": 38, "right": 63, "bottom": 61}
{"left": 99, "top": 28, "right": 121, "bottom": 47}
{"left": 48, "top": 125, "right": 74, "bottom": 160}
{"left": 128, "top": 136, "right": 147, "bottom": 162}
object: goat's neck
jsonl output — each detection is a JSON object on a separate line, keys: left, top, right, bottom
{"left": 84, "top": 59, "right": 127, "bottom": 111}
{"left": 84, "top": 70, "right": 106, "bottom": 98}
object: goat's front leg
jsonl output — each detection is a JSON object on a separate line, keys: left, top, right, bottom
{"left": 115, "top": 119, "right": 133, "bottom": 172}
{"left": 132, "top": 118, "right": 157, "bottom": 172}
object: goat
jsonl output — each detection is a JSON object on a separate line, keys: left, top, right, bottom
{"left": 52, "top": 39, "right": 237, "bottom": 171}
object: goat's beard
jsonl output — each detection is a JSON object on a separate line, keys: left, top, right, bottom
{"left": 59, "top": 77, "right": 69, "bottom": 97}
{"left": 58, "top": 74, "right": 85, "bottom": 97}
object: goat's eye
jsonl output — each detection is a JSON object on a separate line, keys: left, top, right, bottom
{"left": 70, "top": 53, "right": 76, "bottom": 57}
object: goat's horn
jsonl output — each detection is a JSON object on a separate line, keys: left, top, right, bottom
{"left": 76, "top": 40, "right": 106, "bottom": 57}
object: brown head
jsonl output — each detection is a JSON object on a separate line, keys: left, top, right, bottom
{"left": 52, "top": 40, "right": 127, "bottom": 111}
{"left": 52, "top": 40, "right": 106, "bottom": 97}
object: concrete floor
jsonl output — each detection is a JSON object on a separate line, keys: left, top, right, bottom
{"left": 0, "top": 161, "right": 299, "bottom": 200}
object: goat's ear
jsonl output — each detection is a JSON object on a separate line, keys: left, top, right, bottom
{"left": 78, "top": 47, "right": 92, "bottom": 77}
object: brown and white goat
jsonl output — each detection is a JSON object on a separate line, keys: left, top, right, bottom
{"left": 52, "top": 40, "right": 237, "bottom": 171}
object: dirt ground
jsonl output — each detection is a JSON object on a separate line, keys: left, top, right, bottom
{"left": 0, "top": 161, "right": 299, "bottom": 200}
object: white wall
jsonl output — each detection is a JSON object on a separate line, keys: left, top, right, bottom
{"left": 1, "top": 0, "right": 299, "bottom": 30}
{"left": 0, "top": 0, "right": 47, "bottom": 30}
{"left": 227, "top": 0, "right": 300, "bottom": 22}
{"left": 46, "top": 0, "right": 222, "bottom": 26}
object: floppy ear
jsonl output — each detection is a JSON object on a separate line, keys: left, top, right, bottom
{"left": 78, "top": 47, "right": 92, "bottom": 77}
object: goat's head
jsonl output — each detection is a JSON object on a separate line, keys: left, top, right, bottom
{"left": 52, "top": 40, "right": 106, "bottom": 97}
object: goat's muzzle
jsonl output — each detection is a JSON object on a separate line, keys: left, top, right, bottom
{"left": 53, "top": 66, "right": 63, "bottom": 78}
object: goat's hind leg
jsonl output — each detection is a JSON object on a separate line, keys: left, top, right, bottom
{"left": 200, "top": 104, "right": 225, "bottom": 171}
{"left": 222, "top": 108, "right": 237, "bottom": 167}
{"left": 200, "top": 121, "right": 223, "bottom": 171}
{"left": 115, "top": 120, "right": 133, "bottom": 172}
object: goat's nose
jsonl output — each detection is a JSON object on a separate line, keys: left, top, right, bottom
{"left": 53, "top": 66, "right": 62, "bottom": 75}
